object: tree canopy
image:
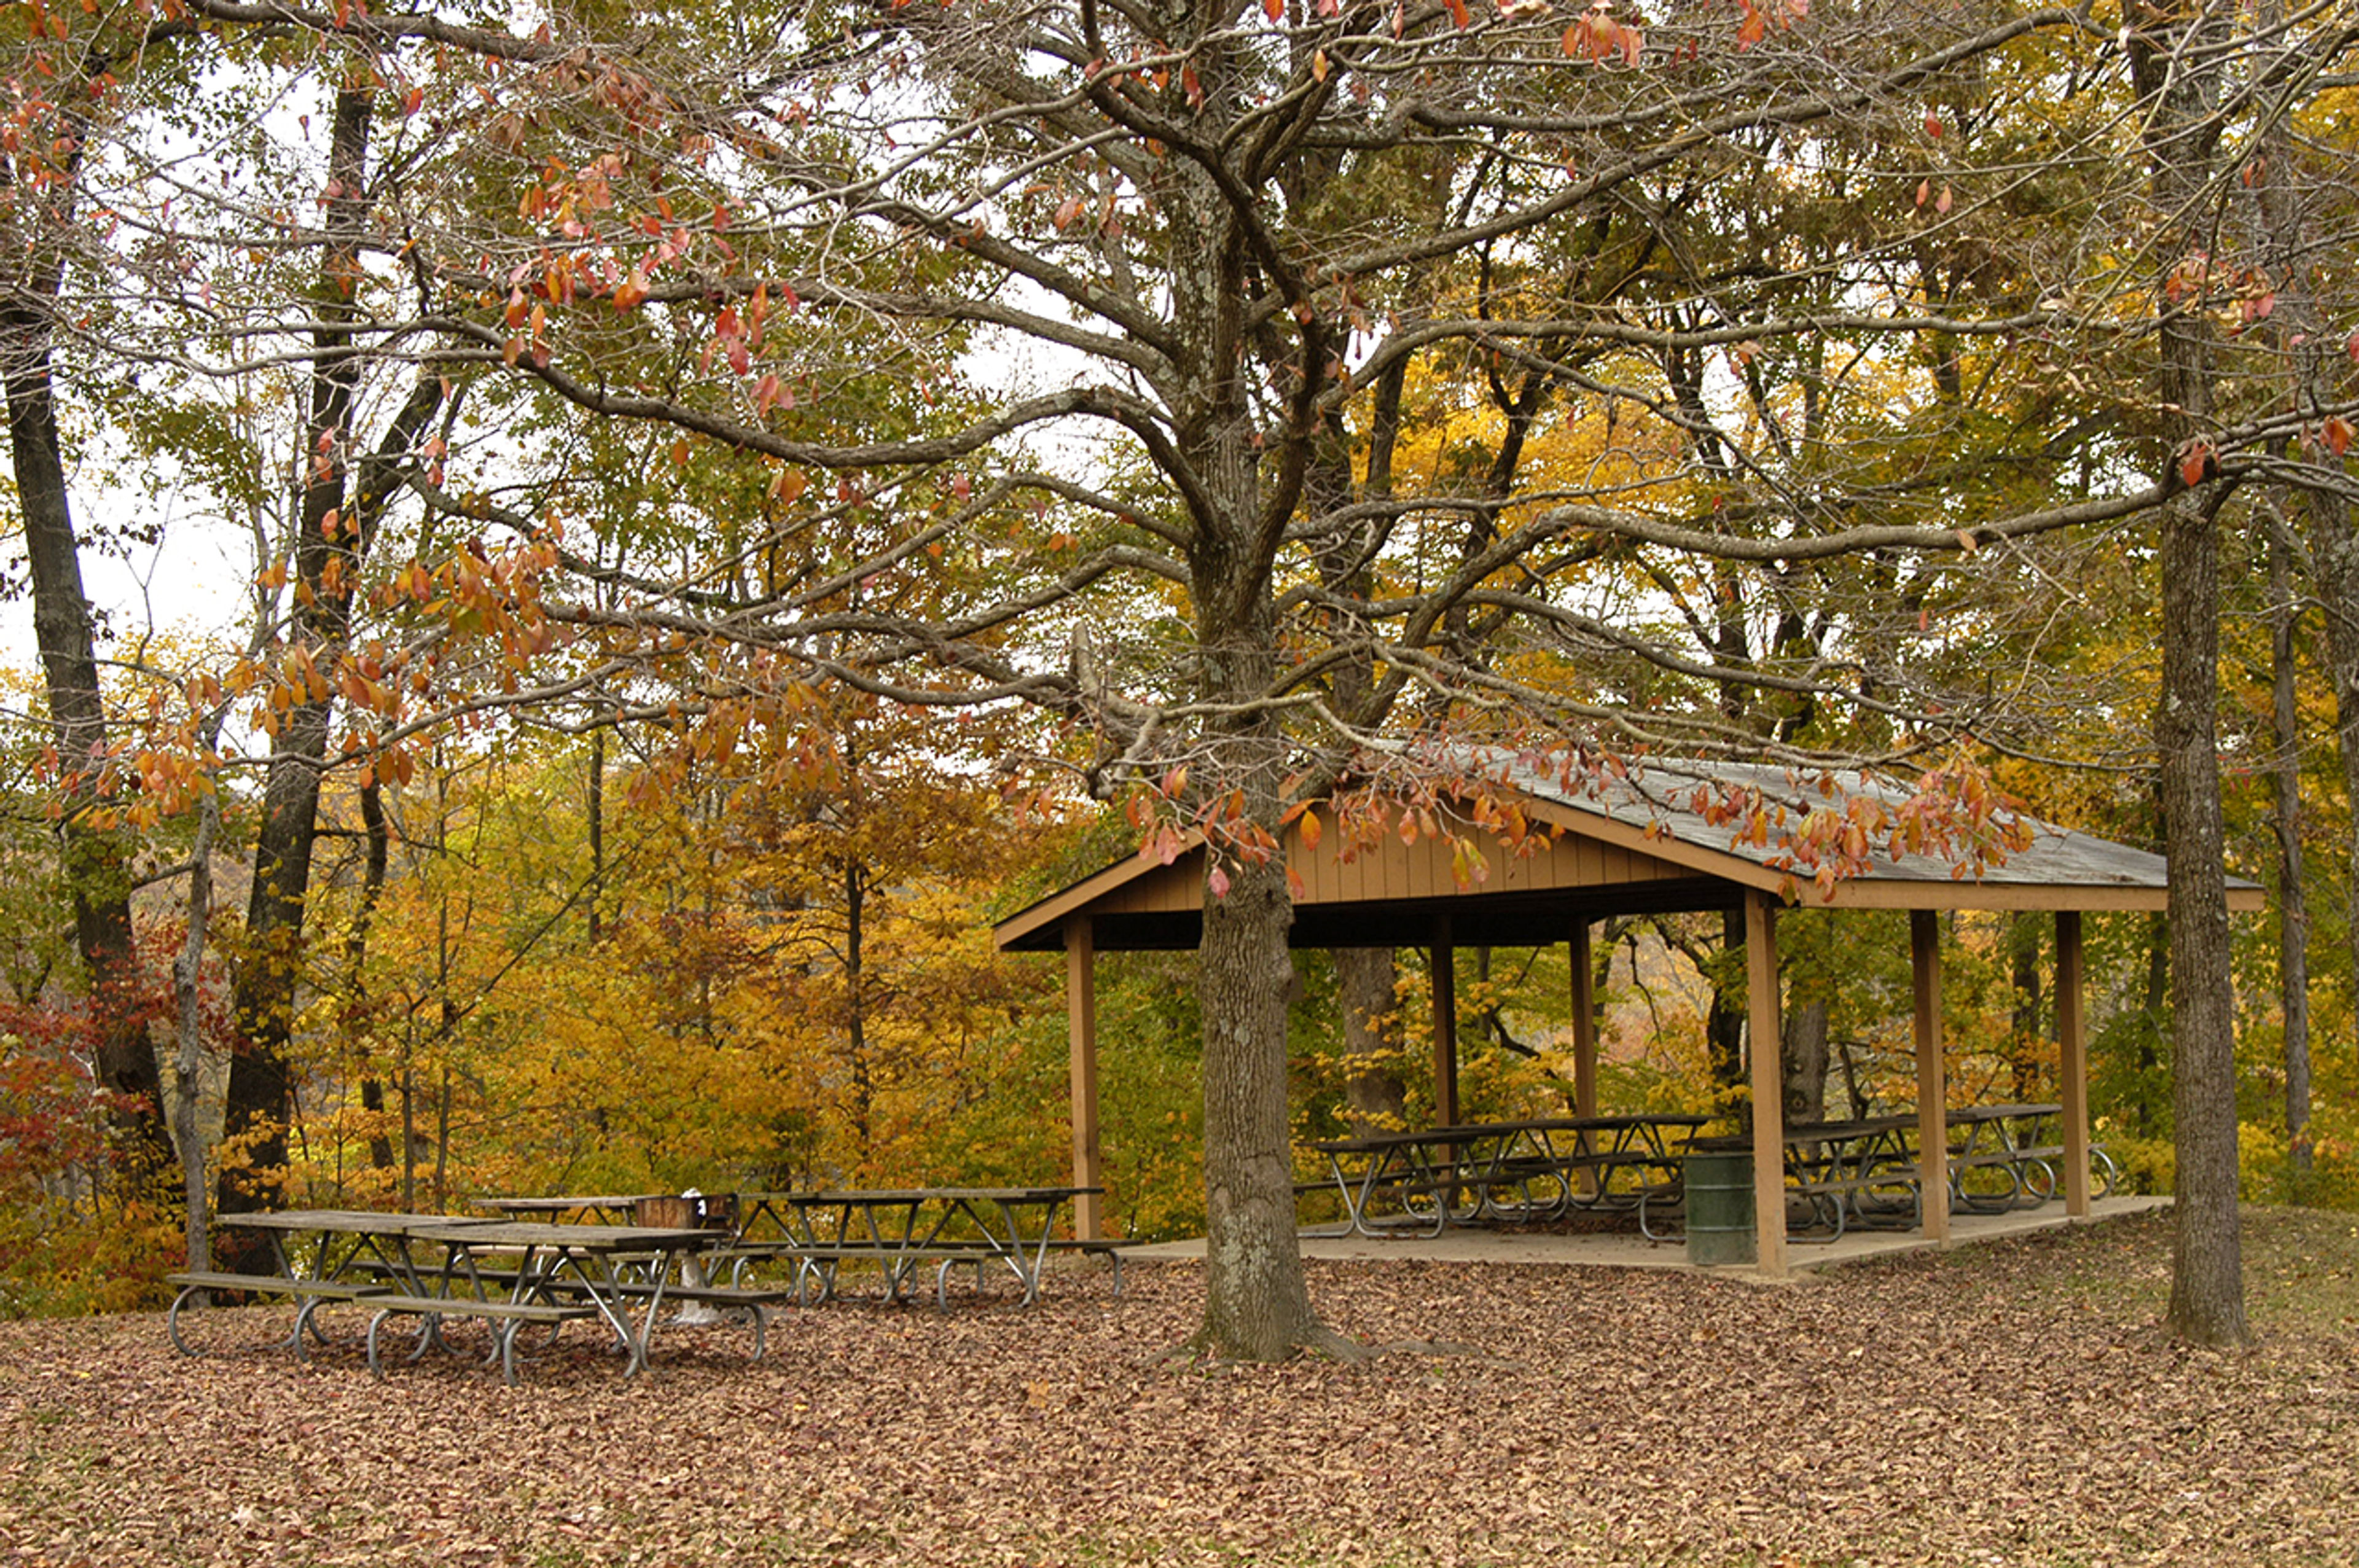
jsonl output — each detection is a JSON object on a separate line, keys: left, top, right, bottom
{"left": 0, "top": 0, "right": 2355, "bottom": 1351}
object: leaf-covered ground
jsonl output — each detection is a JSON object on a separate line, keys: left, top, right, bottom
{"left": 4, "top": 1207, "right": 2355, "bottom": 1567}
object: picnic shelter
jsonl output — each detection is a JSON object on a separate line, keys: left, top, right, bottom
{"left": 993, "top": 756, "right": 2265, "bottom": 1273}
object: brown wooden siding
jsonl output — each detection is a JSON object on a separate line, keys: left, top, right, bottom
{"left": 1087, "top": 825, "right": 1691, "bottom": 917}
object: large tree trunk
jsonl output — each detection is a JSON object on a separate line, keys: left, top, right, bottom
{"left": 1165, "top": 33, "right": 1339, "bottom": 1360}
{"left": 2010, "top": 917, "right": 2044, "bottom": 1102}
{"left": 221, "top": 86, "right": 451, "bottom": 1226}
{"left": 1187, "top": 531, "right": 1328, "bottom": 1359}
{"left": 1336, "top": 948, "right": 1407, "bottom": 1136}
{"left": 3, "top": 166, "right": 173, "bottom": 1192}
{"left": 1780, "top": 997, "right": 1829, "bottom": 1126}
{"left": 222, "top": 84, "right": 380, "bottom": 1217}
{"left": 2133, "top": 6, "right": 2249, "bottom": 1348}
{"left": 1187, "top": 531, "right": 1334, "bottom": 1359}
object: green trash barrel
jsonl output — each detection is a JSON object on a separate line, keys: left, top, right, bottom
{"left": 1684, "top": 1145, "right": 1756, "bottom": 1266}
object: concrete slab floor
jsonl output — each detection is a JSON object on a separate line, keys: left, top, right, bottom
{"left": 1119, "top": 1194, "right": 2172, "bottom": 1278}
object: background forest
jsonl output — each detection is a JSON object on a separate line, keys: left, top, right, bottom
{"left": 0, "top": 0, "right": 2353, "bottom": 1334}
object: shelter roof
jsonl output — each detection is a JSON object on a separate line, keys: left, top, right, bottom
{"left": 993, "top": 753, "right": 2265, "bottom": 953}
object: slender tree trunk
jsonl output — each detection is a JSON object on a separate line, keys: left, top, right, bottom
{"left": 348, "top": 780, "right": 396, "bottom": 1174}
{"left": 172, "top": 789, "right": 221, "bottom": 1269}
{"left": 2244, "top": 4, "right": 2325, "bottom": 1169}
{"left": 1705, "top": 907, "right": 1748, "bottom": 1101}
{"left": 0, "top": 25, "right": 184, "bottom": 1198}
{"left": 587, "top": 726, "right": 606, "bottom": 943}
{"left": 2266, "top": 510, "right": 2312, "bottom": 1172}
{"left": 2134, "top": 4, "right": 2249, "bottom": 1348}
{"left": 1304, "top": 384, "right": 1407, "bottom": 1139}
{"left": 845, "top": 859, "right": 872, "bottom": 1159}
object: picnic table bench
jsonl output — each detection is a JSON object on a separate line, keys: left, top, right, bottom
{"left": 178, "top": 1212, "right": 731, "bottom": 1383}
{"left": 1944, "top": 1102, "right": 2116, "bottom": 1207}
{"left": 1306, "top": 1115, "right": 1706, "bottom": 1236}
{"left": 741, "top": 1187, "right": 1104, "bottom": 1306}
{"left": 165, "top": 1271, "right": 392, "bottom": 1360}
{"left": 363, "top": 1295, "right": 602, "bottom": 1385}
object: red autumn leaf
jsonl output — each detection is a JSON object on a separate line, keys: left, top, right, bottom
{"left": 2178, "top": 439, "right": 2213, "bottom": 488}
{"left": 1446, "top": 0, "right": 1471, "bottom": 27}
{"left": 2325, "top": 416, "right": 2355, "bottom": 458}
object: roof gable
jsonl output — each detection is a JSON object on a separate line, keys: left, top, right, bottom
{"left": 993, "top": 755, "right": 2264, "bottom": 952}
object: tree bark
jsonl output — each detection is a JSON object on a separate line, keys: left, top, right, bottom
{"left": 2011, "top": 918, "right": 2044, "bottom": 1103}
{"left": 221, "top": 82, "right": 381, "bottom": 1217}
{"left": 1160, "top": 32, "right": 1343, "bottom": 1360}
{"left": 2133, "top": 5, "right": 2250, "bottom": 1348}
{"left": 2266, "top": 509, "right": 2311, "bottom": 1172}
{"left": 348, "top": 779, "right": 396, "bottom": 1175}
{"left": 172, "top": 787, "right": 220, "bottom": 1270}
{"left": 2, "top": 165, "right": 173, "bottom": 1192}
{"left": 1336, "top": 948, "right": 1406, "bottom": 1136}
{"left": 1705, "top": 907, "right": 1748, "bottom": 1102}
{"left": 2242, "top": 4, "right": 2325, "bottom": 1172}
{"left": 1781, "top": 997, "right": 1829, "bottom": 1126}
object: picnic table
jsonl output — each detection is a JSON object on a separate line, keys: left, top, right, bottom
{"left": 1781, "top": 1114, "right": 1924, "bottom": 1237}
{"left": 168, "top": 1210, "right": 753, "bottom": 1383}
{"left": 389, "top": 1219, "right": 730, "bottom": 1378}
{"left": 166, "top": 1209, "right": 506, "bottom": 1359}
{"left": 1640, "top": 1105, "right": 2116, "bottom": 1244}
{"left": 1944, "top": 1102, "right": 2115, "bottom": 1207}
{"left": 741, "top": 1186, "right": 1105, "bottom": 1306}
{"left": 1307, "top": 1115, "right": 1707, "bottom": 1238}
{"left": 472, "top": 1193, "right": 662, "bottom": 1225}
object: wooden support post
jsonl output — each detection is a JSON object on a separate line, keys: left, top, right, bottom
{"left": 1431, "top": 918, "right": 1459, "bottom": 1129}
{"left": 1569, "top": 921, "right": 1598, "bottom": 1120}
{"left": 1912, "top": 910, "right": 1952, "bottom": 1244}
{"left": 1064, "top": 916, "right": 1103, "bottom": 1241}
{"left": 1745, "top": 892, "right": 1786, "bottom": 1277}
{"left": 1570, "top": 919, "right": 1600, "bottom": 1193}
{"left": 2057, "top": 910, "right": 2091, "bottom": 1218}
